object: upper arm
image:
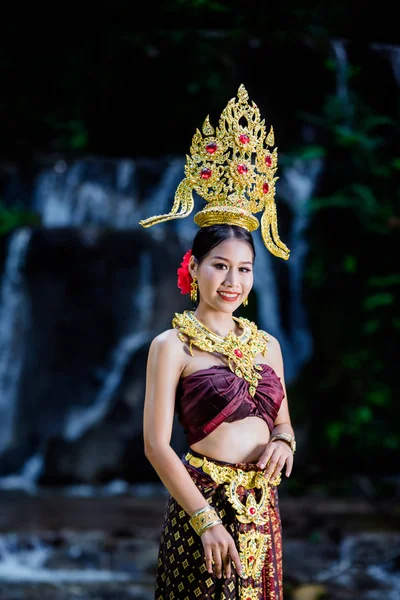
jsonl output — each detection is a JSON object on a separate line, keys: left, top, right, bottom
{"left": 266, "top": 334, "right": 292, "bottom": 426}
{"left": 142, "top": 329, "right": 186, "bottom": 453}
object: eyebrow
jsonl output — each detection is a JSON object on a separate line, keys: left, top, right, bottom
{"left": 211, "top": 255, "right": 253, "bottom": 265}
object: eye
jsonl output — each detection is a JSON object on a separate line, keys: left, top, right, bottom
{"left": 214, "top": 263, "right": 228, "bottom": 269}
{"left": 239, "top": 267, "right": 252, "bottom": 273}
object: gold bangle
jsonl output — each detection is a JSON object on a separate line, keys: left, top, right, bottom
{"left": 198, "top": 519, "right": 222, "bottom": 536}
{"left": 270, "top": 432, "right": 296, "bottom": 454}
{"left": 189, "top": 505, "right": 221, "bottom": 536}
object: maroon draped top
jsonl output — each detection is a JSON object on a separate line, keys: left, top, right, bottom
{"left": 175, "top": 363, "right": 285, "bottom": 445}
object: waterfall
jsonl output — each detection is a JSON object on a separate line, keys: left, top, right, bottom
{"left": 64, "top": 251, "right": 154, "bottom": 441}
{"left": 0, "top": 228, "right": 32, "bottom": 455}
{"left": 0, "top": 153, "right": 314, "bottom": 485}
{"left": 331, "top": 39, "right": 350, "bottom": 104}
{"left": 254, "top": 157, "right": 323, "bottom": 383}
{"left": 33, "top": 158, "right": 138, "bottom": 228}
{"left": 371, "top": 43, "right": 400, "bottom": 86}
{"left": 0, "top": 533, "right": 131, "bottom": 583}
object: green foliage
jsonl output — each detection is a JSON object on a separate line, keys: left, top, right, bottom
{"left": 0, "top": 202, "right": 41, "bottom": 236}
{"left": 298, "top": 55, "right": 399, "bottom": 472}
{"left": 44, "top": 118, "right": 89, "bottom": 152}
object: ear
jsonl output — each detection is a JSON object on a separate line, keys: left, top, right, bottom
{"left": 188, "top": 256, "right": 197, "bottom": 279}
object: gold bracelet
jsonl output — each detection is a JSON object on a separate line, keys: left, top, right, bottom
{"left": 198, "top": 519, "right": 223, "bottom": 536}
{"left": 270, "top": 432, "right": 296, "bottom": 454}
{"left": 189, "top": 505, "right": 222, "bottom": 536}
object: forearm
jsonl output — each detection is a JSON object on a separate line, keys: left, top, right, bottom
{"left": 271, "top": 422, "right": 294, "bottom": 438}
{"left": 145, "top": 444, "right": 209, "bottom": 516}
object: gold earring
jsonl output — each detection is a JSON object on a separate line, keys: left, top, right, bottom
{"left": 190, "top": 276, "right": 198, "bottom": 303}
{"left": 243, "top": 296, "right": 248, "bottom": 307}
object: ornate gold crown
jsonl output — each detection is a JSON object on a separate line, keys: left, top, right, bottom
{"left": 139, "top": 84, "right": 290, "bottom": 260}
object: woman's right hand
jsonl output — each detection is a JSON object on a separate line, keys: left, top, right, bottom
{"left": 200, "top": 523, "right": 243, "bottom": 579}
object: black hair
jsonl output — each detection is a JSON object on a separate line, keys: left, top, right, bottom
{"left": 191, "top": 224, "right": 256, "bottom": 264}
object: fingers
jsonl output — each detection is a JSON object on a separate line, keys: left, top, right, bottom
{"left": 264, "top": 448, "right": 280, "bottom": 479}
{"left": 205, "top": 547, "right": 213, "bottom": 574}
{"left": 285, "top": 452, "right": 294, "bottom": 477}
{"left": 212, "top": 548, "right": 223, "bottom": 579}
{"left": 270, "top": 457, "right": 286, "bottom": 480}
{"left": 229, "top": 541, "right": 243, "bottom": 578}
{"left": 223, "top": 547, "right": 232, "bottom": 578}
{"left": 256, "top": 445, "right": 275, "bottom": 469}
{"left": 264, "top": 449, "right": 289, "bottom": 480}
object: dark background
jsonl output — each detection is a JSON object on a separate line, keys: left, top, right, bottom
{"left": 0, "top": 2, "right": 399, "bottom": 598}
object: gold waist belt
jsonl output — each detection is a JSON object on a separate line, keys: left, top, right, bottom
{"left": 186, "top": 452, "right": 281, "bottom": 583}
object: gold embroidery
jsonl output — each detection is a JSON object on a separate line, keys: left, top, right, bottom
{"left": 238, "top": 529, "right": 270, "bottom": 580}
{"left": 240, "top": 585, "right": 260, "bottom": 600}
{"left": 185, "top": 451, "right": 280, "bottom": 581}
{"left": 187, "top": 453, "right": 280, "bottom": 526}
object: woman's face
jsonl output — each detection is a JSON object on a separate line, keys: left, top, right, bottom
{"left": 189, "top": 238, "right": 254, "bottom": 313}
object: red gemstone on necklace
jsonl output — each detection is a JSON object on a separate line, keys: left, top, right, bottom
{"left": 239, "top": 134, "right": 249, "bottom": 144}
{"left": 249, "top": 506, "right": 256, "bottom": 515}
{"left": 237, "top": 164, "right": 248, "bottom": 174}
{"left": 265, "top": 155, "right": 272, "bottom": 166}
{"left": 249, "top": 555, "right": 254, "bottom": 562}
{"left": 201, "top": 168, "right": 212, "bottom": 179}
{"left": 206, "top": 142, "right": 217, "bottom": 154}
{"left": 263, "top": 182, "right": 269, "bottom": 193}
{"left": 234, "top": 349, "right": 243, "bottom": 358}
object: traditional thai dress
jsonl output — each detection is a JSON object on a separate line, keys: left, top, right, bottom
{"left": 155, "top": 362, "right": 285, "bottom": 600}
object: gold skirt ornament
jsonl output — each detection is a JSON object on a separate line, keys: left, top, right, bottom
{"left": 155, "top": 448, "right": 283, "bottom": 600}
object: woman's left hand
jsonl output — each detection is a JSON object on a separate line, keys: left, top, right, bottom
{"left": 256, "top": 440, "right": 293, "bottom": 479}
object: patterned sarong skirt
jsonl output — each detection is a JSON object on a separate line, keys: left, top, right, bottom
{"left": 155, "top": 448, "right": 283, "bottom": 599}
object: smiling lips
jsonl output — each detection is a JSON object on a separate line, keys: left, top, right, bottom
{"left": 218, "top": 291, "right": 241, "bottom": 302}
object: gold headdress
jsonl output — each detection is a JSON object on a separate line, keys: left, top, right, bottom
{"left": 139, "top": 84, "right": 290, "bottom": 260}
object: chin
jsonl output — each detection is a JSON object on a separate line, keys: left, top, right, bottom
{"left": 214, "top": 299, "right": 241, "bottom": 313}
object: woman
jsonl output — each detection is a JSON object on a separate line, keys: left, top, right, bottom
{"left": 140, "top": 85, "right": 296, "bottom": 600}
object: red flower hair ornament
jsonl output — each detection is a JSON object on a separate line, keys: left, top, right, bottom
{"left": 177, "top": 249, "right": 193, "bottom": 295}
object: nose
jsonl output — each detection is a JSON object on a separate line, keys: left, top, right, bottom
{"left": 223, "top": 269, "right": 239, "bottom": 288}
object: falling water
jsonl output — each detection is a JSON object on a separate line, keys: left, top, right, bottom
{"left": 64, "top": 251, "right": 154, "bottom": 441}
{"left": 0, "top": 228, "right": 32, "bottom": 455}
{"left": 331, "top": 39, "right": 350, "bottom": 103}
{"left": 264, "top": 156, "right": 324, "bottom": 383}
{"left": 371, "top": 43, "right": 400, "bottom": 86}
{"left": 0, "top": 533, "right": 131, "bottom": 583}
{"left": 316, "top": 532, "right": 400, "bottom": 599}
{"left": 33, "top": 159, "right": 138, "bottom": 228}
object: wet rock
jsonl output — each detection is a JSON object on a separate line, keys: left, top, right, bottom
{"left": 292, "top": 585, "right": 327, "bottom": 600}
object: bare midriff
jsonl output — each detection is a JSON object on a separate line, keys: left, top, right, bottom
{"left": 182, "top": 355, "right": 273, "bottom": 464}
{"left": 189, "top": 416, "right": 271, "bottom": 464}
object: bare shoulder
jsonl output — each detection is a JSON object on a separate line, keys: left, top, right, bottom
{"left": 264, "top": 332, "right": 282, "bottom": 355}
{"left": 258, "top": 329, "right": 284, "bottom": 369}
{"left": 148, "top": 328, "right": 187, "bottom": 370}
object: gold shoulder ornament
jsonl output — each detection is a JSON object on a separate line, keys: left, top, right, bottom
{"left": 139, "top": 84, "right": 290, "bottom": 260}
{"left": 172, "top": 310, "right": 269, "bottom": 397}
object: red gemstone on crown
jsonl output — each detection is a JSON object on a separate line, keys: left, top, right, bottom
{"left": 206, "top": 142, "right": 217, "bottom": 154}
{"left": 265, "top": 155, "right": 272, "bottom": 166}
{"left": 234, "top": 349, "right": 243, "bottom": 358}
{"left": 249, "top": 506, "right": 256, "bottom": 515}
{"left": 237, "top": 164, "right": 248, "bottom": 174}
{"left": 249, "top": 555, "right": 254, "bottom": 562}
{"left": 263, "top": 182, "right": 269, "bottom": 193}
{"left": 201, "top": 168, "right": 212, "bottom": 179}
{"left": 239, "top": 134, "right": 249, "bottom": 144}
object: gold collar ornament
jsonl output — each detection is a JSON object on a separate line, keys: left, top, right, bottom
{"left": 172, "top": 310, "right": 269, "bottom": 396}
{"left": 139, "top": 84, "right": 290, "bottom": 260}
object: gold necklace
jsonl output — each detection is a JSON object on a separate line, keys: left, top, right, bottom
{"left": 172, "top": 310, "right": 269, "bottom": 397}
